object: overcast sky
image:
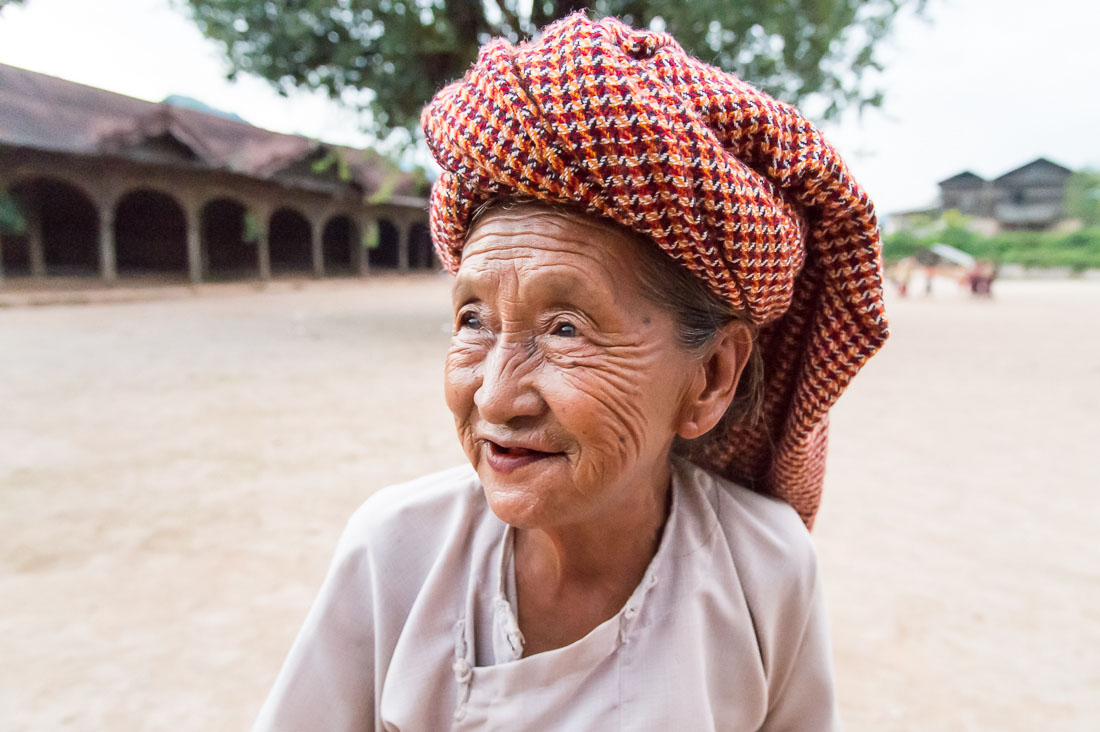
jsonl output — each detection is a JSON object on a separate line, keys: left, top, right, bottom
{"left": 1, "top": 0, "right": 1097, "bottom": 215}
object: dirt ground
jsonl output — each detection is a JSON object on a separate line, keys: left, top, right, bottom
{"left": 1, "top": 274, "right": 1098, "bottom": 731}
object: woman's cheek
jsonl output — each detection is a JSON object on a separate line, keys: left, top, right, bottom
{"left": 551, "top": 362, "right": 648, "bottom": 476}
{"left": 581, "top": 349, "right": 651, "bottom": 430}
{"left": 444, "top": 342, "right": 485, "bottom": 443}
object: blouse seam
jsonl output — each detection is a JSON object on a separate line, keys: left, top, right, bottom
{"left": 763, "top": 566, "right": 818, "bottom": 716}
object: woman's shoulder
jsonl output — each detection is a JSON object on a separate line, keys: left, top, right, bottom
{"left": 347, "top": 463, "right": 483, "bottom": 525}
{"left": 678, "top": 459, "right": 819, "bottom": 597}
{"left": 335, "top": 463, "right": 490, "bottom": 570}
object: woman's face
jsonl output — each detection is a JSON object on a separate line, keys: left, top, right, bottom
{"left": 445, "top": 205, "right": 700, "bottom": 530}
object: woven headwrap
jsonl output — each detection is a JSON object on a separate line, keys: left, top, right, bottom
{"left": 421, "top": 13, "right": 888, "bottom": 528}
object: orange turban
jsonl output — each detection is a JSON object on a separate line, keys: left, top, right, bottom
{"left": 421, "top": 13, "right": 889, "bottom": 528}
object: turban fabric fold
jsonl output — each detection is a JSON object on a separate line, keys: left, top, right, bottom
{"left": 421, "top": 13, "right": 888, "bottom": 528}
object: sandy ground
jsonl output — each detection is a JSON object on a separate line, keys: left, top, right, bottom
{"left": 1, "top": 274, "right": 1098, "bottom": 731}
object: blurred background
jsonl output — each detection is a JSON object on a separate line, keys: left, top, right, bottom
{"left": 1, "top": 1, "right": 1098, "bottom": 730}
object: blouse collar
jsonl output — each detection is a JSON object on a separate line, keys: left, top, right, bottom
{"left": 488, "top": 460, "right": 693, "bottom": 663}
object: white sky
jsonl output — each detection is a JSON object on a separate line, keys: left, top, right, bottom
{"left": 1, "top": 0, "right": 1098, "bottom": 214}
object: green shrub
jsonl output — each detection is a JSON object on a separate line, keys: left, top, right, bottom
{"left": 881, "top": 230, "right": 924, "bottom": 260}
{"left": 882, "top": 226, "right": 1100, "bottom": 272}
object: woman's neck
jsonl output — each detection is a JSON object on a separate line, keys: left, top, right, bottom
{"left": 512, "top": 462, "right": 674, "bottom": 655}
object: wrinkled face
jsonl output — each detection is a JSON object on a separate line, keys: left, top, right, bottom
{"left": 444, "top": 205, "right": 699, "bottom": 530}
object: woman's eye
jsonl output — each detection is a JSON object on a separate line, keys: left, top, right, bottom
{"left": 458, "top": 311, "right": 482, "bottom": 330}
{"left": 551, "top": 321, "right": 578, "bottom": 338}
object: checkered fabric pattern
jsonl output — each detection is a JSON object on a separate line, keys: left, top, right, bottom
{"left": 421, "top": 13, "right": 889, "bottom": 528}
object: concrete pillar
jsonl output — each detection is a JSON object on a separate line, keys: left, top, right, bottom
{"left": 0, "top": 178, "right": 6, "bottom": 286}
{"left": 311, "top": 217, "right": 325, "bottom": 278}
{"left": 98, "top": 204, "right": 117, "bottom": 285}
{"left": 26, "top": 195, "right": 46, "bottom": 278}
{"left": 354, "top": 217, "right": 369, "bottom": 276}
{"left": 397, "top": 218, "right": 410, "bottom": 274}
{"left": 411, "top": 225, "right": 423, "bottom": 269}
{"left": 185, "top": 205, "right": 202, "bottom": 285}
{"left": 256, "top": 210, "right": 271, "bottom": 282}
{"left": 200, "top": 210, "right": 211, "bottom": 281}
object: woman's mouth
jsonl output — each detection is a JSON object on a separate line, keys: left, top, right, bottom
{"left": 483, "top": 441, "right": 560, "bottom": 474}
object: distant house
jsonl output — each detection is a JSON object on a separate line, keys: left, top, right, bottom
{"left": 990, "top": 158, "right": 1072, "bottom": 230}
{"left": 939, "top": 171, "right": 988, "bottom": 217}
{"left": 0, "top": 63, "right": 433, "bottom": 285}
{"left": 930, "top": 157, "right": 1074, "bottom": 233}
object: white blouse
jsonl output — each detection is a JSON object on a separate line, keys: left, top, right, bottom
{"left": 254, "top": 459, "right": 839, "bottom": 731}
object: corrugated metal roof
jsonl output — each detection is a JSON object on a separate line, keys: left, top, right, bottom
{"left": 938, "top": 171, "right": 985, "bottom": 188}
{"left": 993, "top": 157, "right": 1072, "bottom": 185}
{"left": 0, "top": 63, "right": 427, "bottom": 200}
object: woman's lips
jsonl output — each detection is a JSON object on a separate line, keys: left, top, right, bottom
{"left": 483, "top": 440, "right": 561, "bottom": 474}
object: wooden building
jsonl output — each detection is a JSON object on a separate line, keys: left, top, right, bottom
{"left": 990, "top": 158, "right": 1072, "bottom": 231}
{"left": 935, "top": 158, "right": 1073, "bottom": 232}
{"left": 0, "top": 63, "right": 434, "bottom": 285}
{"left": 939, "top": 171, "right": 988, "bottom": 217}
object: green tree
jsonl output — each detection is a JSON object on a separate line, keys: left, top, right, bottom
{"left": 0, "top": 0, "right": 25, "bottom": 12}
{"left": 178, "top": 0, "right": 922, "bottom": 140}
{"left": 1065, "top": 169, "right": 1100, "bottom": 227}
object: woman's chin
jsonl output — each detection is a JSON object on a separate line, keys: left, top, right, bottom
{"left": 481, "top": 487, "right": 548, "bottom": 529}
{"left": 477, "top": 467, "right": 569, "bottom": 529}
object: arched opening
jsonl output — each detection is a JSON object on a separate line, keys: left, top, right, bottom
{"left": 409, "top": 221, "right": 435, "bottom": 270}
{"left": 323, "top": 214, "right": 358, "bottom": 276}
{"left": 0, "top": 216, "right": 29, "bottom": 275}
{"left": 1, "top": 186, "right": 35, "bottom": 277}
{"left": 201, "top": 198, "right": 255, "bottom": 281}
{"left": 115, "top": 189, "right": 187, "bottom": 277}
{"left": 2, "top": 178, "right": 99, "bottom": 277}
{"left": 269, "top": 207, "right": 312, "bottom": 274}
{"left": 368, "top": 218, "right": 399, "bottom": 269}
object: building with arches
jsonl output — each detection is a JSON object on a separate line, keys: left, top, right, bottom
{"left": 0, "top": 63, "right": 434, "bottom": 286}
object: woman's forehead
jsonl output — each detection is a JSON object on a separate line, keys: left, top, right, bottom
{"left": 461, "top": 206, "right": 639, "bottom": 273}
{"left": 454, "top": 206, "right": 651, "bottom": 309}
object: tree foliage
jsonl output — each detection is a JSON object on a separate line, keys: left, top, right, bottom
{"left": 0, "top": 0, "right": 26, "bottom": 12}
{"left": 178, "top": 0, "right": 922, "bottom": 140}
{"left": 1065, "top": 169, "right": 1100, "bottom": 227}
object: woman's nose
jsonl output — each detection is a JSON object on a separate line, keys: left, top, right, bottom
{"left": 473, "top": 340, "right": 544, "bottom": 425}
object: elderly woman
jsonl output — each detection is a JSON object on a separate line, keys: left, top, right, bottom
{"left": 256, "top": 13, "right": 887, "bottom": 732}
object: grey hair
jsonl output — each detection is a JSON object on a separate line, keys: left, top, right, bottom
{"left": 629, "top": 236, "right": 765, "bottom": 455}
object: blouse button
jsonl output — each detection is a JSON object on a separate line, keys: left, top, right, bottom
{"left": 453, "top": 658, "right": 472, "bottom": 684}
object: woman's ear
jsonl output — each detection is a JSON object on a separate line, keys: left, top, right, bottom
{"left": 676, "top": 321, "right": 753, "bottom": 440}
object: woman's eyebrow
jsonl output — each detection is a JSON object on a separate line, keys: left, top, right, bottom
{"left": 451, "top": 278, "right": 481, "bottom": 307}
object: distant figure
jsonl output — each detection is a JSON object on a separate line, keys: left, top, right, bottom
{"left": 892, "top": 257, "right": 915, "bottom": 298}
{"left": 924, "top": 264, "right": 936, "bottom": 295}
{"left": 968, "top": 260, "right": 996, "bottom": 298}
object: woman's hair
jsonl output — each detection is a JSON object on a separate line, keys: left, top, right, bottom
{"left": 631, "top": 234, "right": 765, "bottom": 447}
{"left": 467, "top": 197, "right": 765, "bottom": 451}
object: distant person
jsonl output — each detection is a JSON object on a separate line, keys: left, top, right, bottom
{"left": 255, "top": 14, "right": 888, "bottom": 731}
{"left": 893, "top": 257, "right": 915, "bottom": 297}
{"left": 968, "top": 259, "right": 996, "bottom": 297}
